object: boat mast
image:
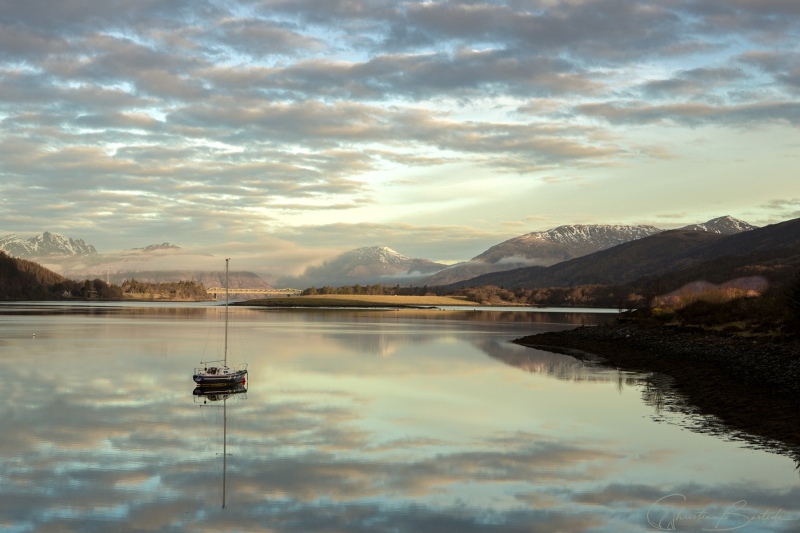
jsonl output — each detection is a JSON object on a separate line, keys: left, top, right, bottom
{"left": 224, "top": 258, "right": 229, "bottom": 367}
{"left": 222, "top": 397, "right": 227, "bottom": 509}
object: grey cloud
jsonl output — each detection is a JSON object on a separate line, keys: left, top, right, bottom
{"left": 398, "top": 1, "right": 683, "bottom": 61}
{"left": 759, "top": 198, "right": 800, "bottom": 220}
{"left": 642, "top": 67, "right": 748, "bottom": 98}
{"left": 687, "top": 0, "right": 800, "bottom": 36}
{"left": 252, "top": 0, "right": 800, "bottom": 59}
{"left": 165, "top": 99, "right": 616, "bottom": 170}
{"left": 205, "top": 49, "right": 605, "bottom": 100}
{"left": 739, "top": 50, "right": 800, "bottom": 92}
{"left": 0, "top": 25, "right": 70, "bottom": 59}
{"left": 214, "top": 17, "right": 323, "bottom": 57}
{"left": 74, "top": 111, "right": 164, "bottom": 130}
{"left": 761, "top": 198, "right": 800, "bottom": 209}
{"left": 258, "top": 0, "right": 399, "bottom": 24}
{"left": 0, "top": 0, "right": 219, "bottom": 35}
{"left": 0, "top": 74, "right": 156, "bottom": 112}
{"left": 57, "top": 34, "right": 210, "bottom": 99}
{"left": 576, "top": 100, "right": 800, "bottom": 126}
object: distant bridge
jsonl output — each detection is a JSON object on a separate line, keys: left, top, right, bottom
{"left": 206, "top": 287, "right": 303, "bottom": 296}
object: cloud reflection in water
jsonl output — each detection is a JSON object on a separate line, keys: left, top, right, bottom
{"left": 0, "top": 304, "right": 797, "bottom": 532}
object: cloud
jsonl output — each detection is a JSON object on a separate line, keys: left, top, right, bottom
{"left": 575, "top": 100, "right": 800, "bottom": 126}
{"left": 0, "top": 0, "right": 798, "bottom": 258}
{"left": 739, "top": 50, "right": 800, "bottom": 93}
{"left": 203, "top": 49, "right": 606, "bottom": 101}
{"left": 758, "top": 198, "right": 800, "bottom": 220}
{"left": 641, "top": 67, "right": 748, "bottom": 98}
{"left": 214, "top": 17, "right": 323, "bottom": 57}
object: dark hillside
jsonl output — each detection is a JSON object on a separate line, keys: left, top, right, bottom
{"left": 629, "top": 247, "right": 800, "bottom": 295}
{"left": 0, "top": 251, "right": 52, "bottom": 299}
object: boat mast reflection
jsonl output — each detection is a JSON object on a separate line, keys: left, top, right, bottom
{"left": 194, "top": 383, "right": 247, "bottom": 509}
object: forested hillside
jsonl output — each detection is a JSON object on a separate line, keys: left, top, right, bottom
{"left": 0, "top": 251, "right": 55, "bottom": 299}
{"left": 1, "top": 251, "right": 123, "bottom": 300}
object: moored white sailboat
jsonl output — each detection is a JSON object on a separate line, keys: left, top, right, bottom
{"left": 193, "top": 258, "right": 248, "bottom": 387}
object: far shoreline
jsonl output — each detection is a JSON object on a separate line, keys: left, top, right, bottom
{"left": 235, "top": 294, "right": 509, "bottom": 308}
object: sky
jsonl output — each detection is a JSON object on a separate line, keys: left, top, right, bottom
{"left": 0, "top": 0, "right": 799, "bottom": 272}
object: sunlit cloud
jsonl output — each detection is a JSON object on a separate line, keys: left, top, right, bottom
{"left": 0, "top": 0, "right": 797, "bottom": 261}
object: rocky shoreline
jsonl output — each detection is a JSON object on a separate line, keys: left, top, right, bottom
{"left": 513, "top": 323, "right": 800, "bottom": 456}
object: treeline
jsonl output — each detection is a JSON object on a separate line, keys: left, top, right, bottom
{"left": 55, "top": 278, "right": 123, "bottom": 299}
{"left": 302, "top": 284, "right": 450, "bottom": 296}
{"left": 121, "top": 278, "right": 210, "bottom": 300}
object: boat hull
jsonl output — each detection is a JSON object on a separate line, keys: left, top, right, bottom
{"left": 193, "top": 370, "right": 247, "bottom": 387}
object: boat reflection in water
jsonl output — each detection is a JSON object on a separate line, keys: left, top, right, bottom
{"left": 194, "top": 382, "right": 247, "bottom": 509}
{"left": 193, "top": 382, "right": 247, "bottom": 403}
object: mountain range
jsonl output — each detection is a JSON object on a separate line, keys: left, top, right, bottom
{"left": 423, "top": 216, "right": 755, "bottom": 285}
{"left": 0, "top": 216, "right": 760, "bottom": 289}
{"left": 446, "top": 217, "right": 799, "bottom": 291}
{"left": 424, "top": 224, "right": 663, "bottom": 285}
{"left": 0, "top": 232, "right": 97, "bottom": 257}
{"left": 127, "top": 243, "right": 181, "bottom": 253}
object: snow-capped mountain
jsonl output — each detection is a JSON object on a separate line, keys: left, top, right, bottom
{"left": 127, "top": 243, "right": 181, "bottom": 253}
{"left": 474, "top": 224, "right": 663, "bottom": 264}
{"left": 279, "top": 246, "right": 447, "bottom": 287}
{"left": 680, "top": 216, "right": 756, "bottom": 235}
{"left": 424, "top": 225, "right": 662, "bottom": 285}
{"left": 0, "top": 232, "right": 97, "bottom": 258}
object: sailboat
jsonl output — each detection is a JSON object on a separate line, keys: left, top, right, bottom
{"left": 193, "top": 258, "right": 248, "bottom": 387}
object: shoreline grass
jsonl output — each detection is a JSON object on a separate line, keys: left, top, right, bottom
{"left": 239, "top": 294, "right": 488, "bottom": 308}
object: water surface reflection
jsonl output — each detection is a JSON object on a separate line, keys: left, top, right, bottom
{"left": 0, "top": 303, "right": 797, "bottom": 532}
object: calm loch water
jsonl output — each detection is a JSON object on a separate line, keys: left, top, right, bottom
{"left": 0, "top": 303, "right": 798, "bottom": 532}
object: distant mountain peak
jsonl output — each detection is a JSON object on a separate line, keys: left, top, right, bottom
{"left": 129, "top": 243, "right": 181, "bottom": 252}
{"left": 344, "top": 246, "right": 409, "bottom": 263}
{"left": 680, "top": 216, "right": 756, "bottom": 235}
{"left": 0, "top": 232, "right": 97, "bottom": 258}
{"left": 281, "top": 245, "right": 447, "bottom": 287}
